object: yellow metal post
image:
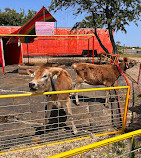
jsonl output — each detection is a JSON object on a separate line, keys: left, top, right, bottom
{"left": 122, "top": 86, "right": 130, "bottom": 132}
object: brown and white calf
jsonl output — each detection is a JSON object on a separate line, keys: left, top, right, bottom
{"left": 28, "top": 65, "right": 77, "bottom": 134}
{"left": 72, "top": 57, "right": 136, "bottom": 105}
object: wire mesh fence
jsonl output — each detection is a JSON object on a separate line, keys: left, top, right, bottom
{"left": 0, "top": 86, "right": 129, "bottom": 153}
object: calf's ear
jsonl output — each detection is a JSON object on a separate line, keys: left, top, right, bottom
{"left": 27, "top": 69, "right": 35, "bottom": 77}
{"left": 51, "top": 70, "right": 60, "bottom": 78}
{"left": 123, "top": 57, "right": 129, "bottom": 62}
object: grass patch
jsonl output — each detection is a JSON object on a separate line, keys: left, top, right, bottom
{"left": 118, "top": 53, "right": 141, "bottom": 58}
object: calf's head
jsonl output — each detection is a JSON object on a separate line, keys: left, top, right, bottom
{"left": 123, "top": 57, "right": 137, "bottom": 70}
{"left": 28, "top": 66, "right": 60, "bottom": 92}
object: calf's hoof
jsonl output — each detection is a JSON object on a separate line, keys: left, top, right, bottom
{"left": 105, "top": 103, "right": 109, "bottom": 108}
{"left": 73, "top": 128, "right": 78, "bottom": 135}
{"left": 76, "top": 102, "right": 80, "bottom": 106}
{"left": 75, "top": 97, "right": 80, "bottom": 105}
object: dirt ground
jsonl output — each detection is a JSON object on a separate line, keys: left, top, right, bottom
{"left": 0, "top": 57, "right": 140, "bottom": 157}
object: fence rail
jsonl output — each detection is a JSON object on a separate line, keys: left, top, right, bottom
{"left": 48, "top": 129, "right": 141, "bottom": 158}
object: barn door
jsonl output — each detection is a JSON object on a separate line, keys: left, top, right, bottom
{"left": 2, "top": 37, "right": 21, "bottom": 65}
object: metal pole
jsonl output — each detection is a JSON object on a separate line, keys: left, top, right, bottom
{"left": 137, "top": 63, "right": 141, "bottom": 94}
{"left": 27, "top": 43, "right": 29, "bottom": 65}
{"left": 43, "top": 7, "right": 45, "bottom": 22}
{"left": 20, "top": 43, "right": 23, "bottom": 65}
{"left": 129, "top": 136, "right": 135, "bottom": 158}
{"left": 56, "top": 21, "right": 57, "bottom": 35}
{"left": 122, "top": 86, "right": 130, "bottom": 132}
{"left": 92, "top": 36, "right": 94, "bottom": 64}
{"left": 0, "top": 37, "right": 5, "bottom": 75}
{"left": 87, "top": 38, "right": 90, "bottom": 63}
{"left": 131, "top": 82, "right": 135, "bottom": 124}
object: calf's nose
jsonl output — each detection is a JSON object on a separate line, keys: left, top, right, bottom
{"left": 29, "top": 82, "right": 35, "bottom": 88}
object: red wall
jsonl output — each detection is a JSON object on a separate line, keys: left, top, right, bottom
{"left": 0, "top": 26, "right": 113, "bottom": 66}
{"left": 22, "top": 28, "right": 113, "bottom": 56}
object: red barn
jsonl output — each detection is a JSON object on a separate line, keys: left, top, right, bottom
{"left": 0, "top": 26, "right": 22, "bottom": 67}
{"left": 22, "top": 28, "right": 113, "bottom": 57}
{"left": 0, "top": 27, "right": 113, "bottom": 67}
{"left": 0, "top": 7, "right": 113, "bottom": 69}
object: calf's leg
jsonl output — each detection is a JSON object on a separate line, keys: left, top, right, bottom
{"left": 74, "top": 82, "right": 81, "bottom": 105}
{"left": 105, "top": 90, "right": 110, "bottom": 108}
{"left": 65, "top": 98, "right": 78, "bottom": 134}
{"left": 43, "top": 101, "right": 53, "bottom": 131}
{"left": 105, "top": 83, "right": 112, "bottom": 108}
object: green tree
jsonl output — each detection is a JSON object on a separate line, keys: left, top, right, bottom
{"left": 21, "top": 9, "right": 37, "bottom": 25}
{"left": 116, "top": 41, "right": 121, "bottom": 47}
{"left": 0, "top": 8, "right": 37, "bottom": 26}
{"left": 49, "top": 0, "right": 141, "bottom": 54}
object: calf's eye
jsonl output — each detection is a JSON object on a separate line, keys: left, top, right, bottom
{"left": 42, "top": 74, "right": 47, "bottom": 78}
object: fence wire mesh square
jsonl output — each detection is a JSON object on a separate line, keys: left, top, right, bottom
{"left": 0, "top": 86, "right": 128, "bottom": 152}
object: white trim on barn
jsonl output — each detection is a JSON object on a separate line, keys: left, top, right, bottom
{"left": 0, "top": 37, "right": 5, "bottom": 67}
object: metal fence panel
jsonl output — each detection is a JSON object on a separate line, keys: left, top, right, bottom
{"left": 0, "top": 86, "right": 129, "bottom": 154}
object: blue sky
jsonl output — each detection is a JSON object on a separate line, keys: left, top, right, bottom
{"left": 1, "top": 0, "right": 141, "bottom": 47}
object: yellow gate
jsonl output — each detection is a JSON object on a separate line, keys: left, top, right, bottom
{"left": 0, "top": 86, "right": 130, "bottom": 155}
